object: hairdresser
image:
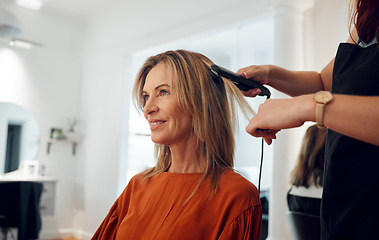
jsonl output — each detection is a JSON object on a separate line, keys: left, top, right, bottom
{"left": 237, "top": 0, "right": 379, "bottom": 239}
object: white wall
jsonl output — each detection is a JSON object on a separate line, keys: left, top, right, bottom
{"left": 0, "top": 2, "right": 84, "bottom": 238}
{"left": 0, "top": 0, "right": 349, "bottom": 239}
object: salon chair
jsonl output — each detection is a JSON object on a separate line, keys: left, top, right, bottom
{"left": 0, "top": 182, "right": 43, "bottom": 240}
{"left": 259, "top": 190, "right": 269, "bottom": 240}
{"left": 286, "top": 211, "right": 320, "bottom": 240}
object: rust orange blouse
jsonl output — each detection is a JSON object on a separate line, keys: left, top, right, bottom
{"left": 92, "top": 170, "right": 262, "bottom": 240}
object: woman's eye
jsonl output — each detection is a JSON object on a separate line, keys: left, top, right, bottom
{"left": 159, "top": 89, "right": 169, "bottom": 96}
{"left": 142, "top": 95, "right": 149, "bottom": 105}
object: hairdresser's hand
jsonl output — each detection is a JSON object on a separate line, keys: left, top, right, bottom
{"left": 246, "top": 95, "right": 315, "bottom": 144}
{"left": 237, "top": 65, "right": 271, "bottom": 98}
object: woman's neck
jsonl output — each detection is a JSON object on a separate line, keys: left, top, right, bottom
{"left": 167, "top": 139, "right": 206, "bottom": 173}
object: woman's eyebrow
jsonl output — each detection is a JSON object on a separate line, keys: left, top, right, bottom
{"left": 155, "top": 83, "right": 171, "bottom": 90}
{"left": 143, "top": 84, "right": 171, "bottom": 93}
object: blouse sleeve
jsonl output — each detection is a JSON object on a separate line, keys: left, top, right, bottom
{"left": 91, "top": 200, "right": 120, "bottom": 240}
{"left": 91, "top": 176, "right": 138, "bottom": 240}
{"left": 219, "top": 204, "right": 262, "bottom": 240}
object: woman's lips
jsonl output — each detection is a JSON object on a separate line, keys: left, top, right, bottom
{"left": 149, "top": 120, "right": 167, "bottom": 130}
{"left": 150, "top": 121, "right": 166, "bottom": 125}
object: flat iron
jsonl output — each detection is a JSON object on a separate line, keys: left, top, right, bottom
{"left": 211, "top": 64, "right": 271, "bottom": 99}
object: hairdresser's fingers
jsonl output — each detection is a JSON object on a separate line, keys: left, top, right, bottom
{"left": 261, "top": 130, "right": 279, "bottom": 145}
{"left": 237, "top": 66, "right": 257, "bottom": 76}
{"left": 237, "top": 65, "right": 269, "bottom": 85}
{"left": 248, "top": 128, "right": 278, "bottom": 141}
{"left": 242, "top": 88, "right": 261, "bottom": 97}
{"left": 264, "top": 138, "right": 273, "bottom": 145}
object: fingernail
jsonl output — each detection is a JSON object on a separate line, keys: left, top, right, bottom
{"left": 252, "top": 89, "right": 261, "bottom": 95}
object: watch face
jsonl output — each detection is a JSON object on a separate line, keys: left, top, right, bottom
{"left": 314, "top": 91, "right": 333, "bottom": 104}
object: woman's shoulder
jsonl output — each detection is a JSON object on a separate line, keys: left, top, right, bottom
{"left": 218, "top": 170, "right": 260, "bottom": 204}
{"left": 125, "top": 173, "right": 145, "bottom": 187}
{"left": 221, "top": 170, "right": 256, "bottom": 185}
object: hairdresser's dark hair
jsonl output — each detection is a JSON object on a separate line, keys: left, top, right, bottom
{"left": 290, "top": 125, "right": 327, "bottom": 188}
{"left": 349, "top": 0, "right": 379, "bottom": 45}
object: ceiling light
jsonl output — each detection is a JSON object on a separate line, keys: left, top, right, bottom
{"left": 15, "top": 0, "right": 45, "bottom": 11}
{"left": 9, "top": 38, "right": 42, "bottom": 49}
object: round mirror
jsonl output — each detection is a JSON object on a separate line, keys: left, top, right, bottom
{"left": 0, "top": 102, "right": 40, "bottom": 173}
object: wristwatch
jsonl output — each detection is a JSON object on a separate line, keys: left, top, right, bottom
{"left": 313, "top": 91, "right": 333, "bottom": 128}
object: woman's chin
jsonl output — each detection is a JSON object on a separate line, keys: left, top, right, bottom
{"left": 151, "top": 136, "right": 167, "bottom": 145}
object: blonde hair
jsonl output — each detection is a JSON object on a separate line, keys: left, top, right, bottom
{"left": 290, "top": 124, "right": 328, "bottom": 188}
{"left": 132, "top": 49, "right": 255, "bottom": 194}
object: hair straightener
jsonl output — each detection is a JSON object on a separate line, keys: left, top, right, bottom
{"left": 210, "top": 64, "right": 271, "bottom": 193}
{"left": 210, "top": 64, "right": 271, "bottom": 99}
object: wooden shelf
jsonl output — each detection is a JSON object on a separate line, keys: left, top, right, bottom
{"left": 47, "top": 138, "right": 78, "bottom": 155}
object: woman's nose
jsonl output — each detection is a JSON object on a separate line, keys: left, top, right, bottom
{"left": 143, "top": 98, "right": 159, "bottom": 116}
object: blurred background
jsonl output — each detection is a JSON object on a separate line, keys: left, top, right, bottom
{"left": 0, "top": 0, "right": 348, "bottom": 239}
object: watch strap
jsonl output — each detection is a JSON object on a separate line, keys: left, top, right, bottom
{"left": 315, "top": 103, "right": 326, "bottom": 128}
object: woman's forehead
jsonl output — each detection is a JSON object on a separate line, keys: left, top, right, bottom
{"left": 143, "top": 63, "right": 173, "bottom": 90}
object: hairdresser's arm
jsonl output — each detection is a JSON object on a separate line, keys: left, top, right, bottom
{"left": 237, "top": 64, "right": 331, "bottom": 97}
{"left": 325, "top": 95, "right": 379, "bottom": 146}
{"left": 237, "top": 30, "right": 360, "bottom": 97}
{"left": 246, "top": 94, "right": 379, "bottom": 147}
{"left": 240, "top": 65, "right": 332, "bottom": 97}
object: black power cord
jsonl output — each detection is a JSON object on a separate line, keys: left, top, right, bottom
{"left": 258, "top": 138, "right": 264, "bottom": 193}
{"left": 257, "top": 94, "right": 270, "bottom": 193}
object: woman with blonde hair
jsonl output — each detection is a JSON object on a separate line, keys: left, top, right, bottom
{"left": 92, "top": 50, "right": 262, "bottom": 240}
{"left": 287, "top": 124, "right": 327, "bottom": 216}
